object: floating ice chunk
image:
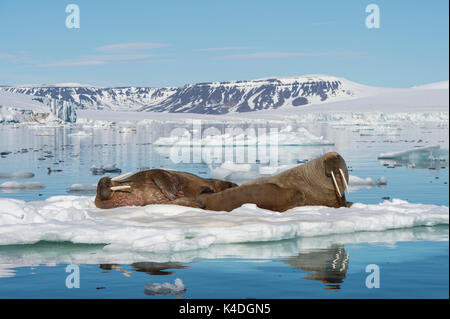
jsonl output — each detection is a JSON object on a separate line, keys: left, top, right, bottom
{"left": 67, "top": 184, "right": 97, "bottom": 194}
{"left": 0, "top": 181, "right": 44, "bottom": 190}
{"left": 144, "top": 278, "right": 186, "bottom": 296}
{"left": 209, "top": 161, "right": 253, "bottom": 180}
{"left": 69, "top": 131, "right": 92, "bottom": 137}
{"left": 0, "top": 171, "right": 35, "bottom": 179}
{"left": 348, "top": 175, "right": 387, "bottom": 191}
{"left": 378, "top": 145, "right": 441, "bottom": 159}
{"left": 90, "top": 164, "right": 122, "bottom": 175}
{"left": 378, "top": 145, "right": 449, "bottom": 169}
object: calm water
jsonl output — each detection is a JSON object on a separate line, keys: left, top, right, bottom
{"left": 0, "top": 120, "right": 448, "bottom": 298}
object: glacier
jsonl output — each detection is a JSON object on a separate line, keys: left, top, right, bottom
{"left": 0, "top": 90, "right": 77, "bottom": 124}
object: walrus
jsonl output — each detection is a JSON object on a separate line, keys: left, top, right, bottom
{"left": 195, "top": 152, "right": 352, "bottom": 212}
{"left": 95, "top": 169, "right": 237, "bottom": 209}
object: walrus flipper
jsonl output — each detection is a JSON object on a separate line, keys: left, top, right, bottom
{"left": 171, "top": 197, "right": 205, "bottom": 209}
{"left": 151, "top": 171, "right": 179, "bottom": 200}
{"left": 199, "top": 183, "right": 305, "bottom": 212}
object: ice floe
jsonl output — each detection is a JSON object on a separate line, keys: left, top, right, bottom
{"left": 0, "top": 181, "right": 44, "bottom": 191}
{"left": 0, "top": 171, "right": 35, "bottom": 179}
{"left": 0, "top": 196, "right": 447, "bottom": 252}
{"left": 349, "top": 175, "right": 387, "bottom": 191}
{"left": 378, "top": 145, "right": 449, "bottom": 169}
{"left": 144, "top": 278, "right": 186, "bottom": 296}
{"left": 67, "top": 184, "right": 97, "bottom": 194}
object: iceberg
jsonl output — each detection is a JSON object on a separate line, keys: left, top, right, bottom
{"left": 378, "top": 145, "right": 449, "bottom": 169}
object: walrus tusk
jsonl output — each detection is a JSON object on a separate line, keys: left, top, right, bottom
{"left": 339, "top": 168, "right": 350, "bottom": 194}
{"left": 330, "top": 171, "right": 342, "bottom": 197}
{"left": 111, "top": 172, "right": 132, "bottom": 181}
{"left": 110, "top": 185, "right": 131, "bottom": 191}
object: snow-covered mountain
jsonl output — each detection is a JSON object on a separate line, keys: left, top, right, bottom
{"left": 1, "top": 75, "right": 376, "bottom": 114}
{"left": 0, "top": 85, "right": 177, "bottom": 111}
{"left": 0, "top": 90, "right": 77, "bottom": 123}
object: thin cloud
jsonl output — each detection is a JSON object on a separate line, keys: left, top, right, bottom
{"left": 96, "top": 42, "right": 169, "bottom": 52}
{"left": 0, "top": 51, "right": 32, "bottom": 63}
{"left": 217, "top": 51, "right": 367, "bottom": 60}
{"left": 38, "top": 54, "right": 154, "bottom": 67}
{"left": 196, "top": 46, "right": 256, "bottom": 52}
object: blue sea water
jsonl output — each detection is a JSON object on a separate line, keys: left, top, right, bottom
{"left": 0, "top": 121, "right": 448, "bottom": 298}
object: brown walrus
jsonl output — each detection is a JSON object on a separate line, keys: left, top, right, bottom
{"left": 196, "top": 152, "right": 352, "bottom": 212}
{"left": 95, "top": 169, "right": 237, "bottom": 209}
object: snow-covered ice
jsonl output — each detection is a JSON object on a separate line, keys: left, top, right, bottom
{"left": 0, "top": 195, "right": 447, "bottom": 252}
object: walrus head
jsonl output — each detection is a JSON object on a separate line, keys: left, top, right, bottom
{"left": 96, "top": 175, "right": 132, "bottom": 201}
{"left": 96, "top": 177, "right": 114, "bottom": 201}
{"left": 322, "top": 152, "right": 349, "bottom": 196}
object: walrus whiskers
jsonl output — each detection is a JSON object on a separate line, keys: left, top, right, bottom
{"left": 111, "top": 172, "right": 132, "bottom": 181}
{"left": 330, "top": 171, "right": 342, "bottom": 197}
{"left": 339, "top": 168, "right": 350, "bottom": 194}
{"left": 110, "top": 185, "right": 131, "bottom": 191}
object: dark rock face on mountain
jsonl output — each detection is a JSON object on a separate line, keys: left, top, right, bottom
{"left": 2, "top": 75, "right": 358, "bottom": 114}
{"left": 2, "top": 86, "right": 177, "bottom": 111}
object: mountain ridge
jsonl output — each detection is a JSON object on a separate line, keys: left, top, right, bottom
{"left": 1, "top": 75, "right": 447, "bottom": 114}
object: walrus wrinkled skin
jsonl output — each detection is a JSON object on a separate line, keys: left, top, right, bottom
{"left": 95, "top": 169, "right": 237, "bottom": 209}
{"left": 196, "top": 152, "right": 352, "bottom": 212}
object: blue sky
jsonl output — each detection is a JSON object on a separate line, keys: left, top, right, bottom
{"left": 0, "top": 0, "right": 448, "bottom": 88}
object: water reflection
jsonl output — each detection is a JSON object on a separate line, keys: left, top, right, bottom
{"left": 282, "top": 245, "right": 348, "bottom": 290}
{"left": 100, "top": 262, "right": 187, "bottom": 276}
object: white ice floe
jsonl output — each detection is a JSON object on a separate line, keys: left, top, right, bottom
{"left": 378, "top": 145, "right": 442, "bottom": 159}
{"left": 209, "top": 162, "right": 253, "bottom": 181}
{"left": 67, "top": 184, "right": 97, "bottom": 194}
{"left": 0, "top": 171, "right": 35, "bottom": 179}
{"left": 0, "top": 181, "right": 44, "bottom": 190}
{"left": 348, "top": 175, "right": 387, "bottom": 191}
{"left": 144, "top": 278, "right": 186, "bottom": 296}
{"left": 378, "top": 145, "right": 449, "bottom": 168}
{"left": 69, "top": 131, "right": 92, "bottom": 137}
{"left": 0, "top": 196, "right": 447, "bottom": 252}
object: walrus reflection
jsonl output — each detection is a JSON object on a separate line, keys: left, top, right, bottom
{"left": 197, "top": 152, "right": 352, "bottom": 212}
{"left": 95, "top": 169, "right": 237, "bottom": 209}
{"left": 282, "top": 245, "right": 349, "bottom": 290}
